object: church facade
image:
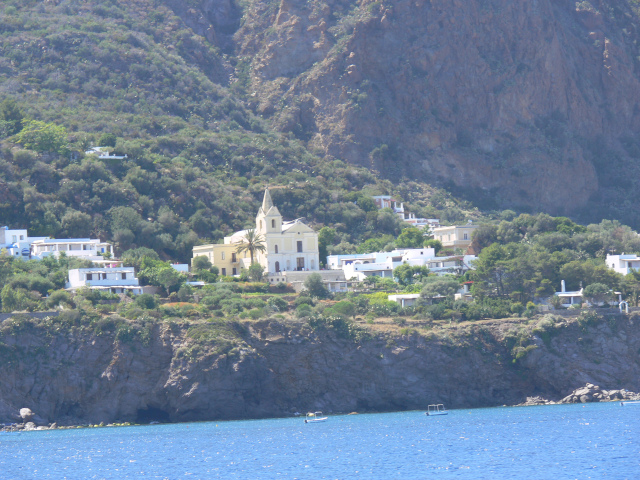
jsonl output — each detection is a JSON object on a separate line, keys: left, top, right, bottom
{"left": 192, "top": 189, "right": 320, "bottom": 276}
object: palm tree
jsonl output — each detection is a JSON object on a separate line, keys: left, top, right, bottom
{"left": 235, "top": 228, "right": 266, "bottom": 265}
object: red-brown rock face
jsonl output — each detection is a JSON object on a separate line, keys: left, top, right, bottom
{"left": 221, "top": 0, "right": 640, "bottom": 217}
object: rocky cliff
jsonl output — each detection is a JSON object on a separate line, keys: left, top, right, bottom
{"left": 165, "top": 0, "right": 640, "bottom": 223}
{"left": 1, "top": 312, "right": 639, "bottom": 425}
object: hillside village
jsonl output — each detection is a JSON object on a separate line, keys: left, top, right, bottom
{"left": 1, "top": 188, "right": 639, "bottom": 321}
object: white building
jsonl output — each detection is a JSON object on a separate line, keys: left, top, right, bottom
{"left": 328, "top": 248, "right": 475, "bottom": 282}
{"left": 267, "top": 270, "right": 350, "bottom": 293}
{"left": 85, "top": 146, "right": 128, "bottom": 160}
{"left": 371, "top": 195, "right": 439, "bottom": 229}
{"left": 388, "top": 294, "right": 421, "bottom": 308}
{"left": 255, "top": 189, "right": 320, "bottom": 274}
{"left": 66, "top": 267, "right": 142, "bottom": 294}
{"left": 553, "top": 280, "right": 622, "bottom": 308}
{"left": 193, "top": 189, "right": 321, "bottom": 278}
{"left": 0, "top": 226, "right": 49, "bottom": 259}
{"left": 31, "top": 238, "right": 114, "bottom": 262}
{"left": 606, "top": 254, "right": 640, "bottom": 275}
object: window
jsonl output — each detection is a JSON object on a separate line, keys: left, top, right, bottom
{"left": 463, "top": 233, "right": 468, "bottom": 240}
{"left": 11, "top": 235, "right": 16, "bottom": 242}
{"left": 19, "top": 235, "right": 24, "bottom": 240}
{"left": 271, "top": 219, "right": 275, "bottom": 228}
{"left": 122, "top": 273, "right": 127, "bottom": 280}
{"left": 297, "top": 241, "right": 303, "bottom": 253}
{"left": 221, "top": 268, "right": 226, "bottom": 276}
{"left": 232, "top": 253, "right": 237, "bottom": 263}
{"left": 297, "top": 257, "right": 305, "bottom": 271}
{"left": 221, "top": 252, "right": 225, "bottom": 260}
{"left": 275, "top": 245, "right": 278, "bottom": 254}
{"left": 260, "top": 220, "right": 263, "bottom": 229}
{"left": 275, "top": 261, "right": 280, "bottom": 273}
{"left": 232, "top": 267, "right": 237, "bottom": 275}
{"left": 86, "top": 274, "right": 93, "bottom": 281}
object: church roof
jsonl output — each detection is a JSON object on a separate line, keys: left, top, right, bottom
{"left": 262, "top": 188, "right": 273, "bottom": 212}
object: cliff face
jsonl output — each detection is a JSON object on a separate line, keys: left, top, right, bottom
{"left": 166, "top": 0, "right": 640, "bottom": 219}
{"left": 1, "top": 313, "right": 638, "bottom": 425}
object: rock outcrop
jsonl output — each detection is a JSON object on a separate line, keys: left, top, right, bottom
{"left": 559, "top": 383, "right": 640, "bottom": 404}
{"left": 1, "top": 313, "right": 640, "bottom": 425}
{"left": 222, "top": 0, "right": 640, "bottom": 221}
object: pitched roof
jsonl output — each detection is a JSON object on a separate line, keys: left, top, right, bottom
{"left": 262, "top": 188, "right": 273, "bottom": 212}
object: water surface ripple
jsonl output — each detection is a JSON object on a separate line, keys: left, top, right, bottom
{"left": 1, "top": 402, "right": 638, "bottom": 479}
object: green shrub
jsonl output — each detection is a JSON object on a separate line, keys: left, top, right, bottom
{"left": 267, "top": 296, "right": 288, "bottom": 312}
{"left": 134, "top": 293, "right": 158, "bottom": 309}
{"left": 296, "top": 303, "right": 313, "bottom": 318}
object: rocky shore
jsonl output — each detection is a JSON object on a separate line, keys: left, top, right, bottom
{"left": 518, "top": 383, "right": 640, "bottom": 406}
{"left": 1, "top": 312, "right": 639, "bottom": 426}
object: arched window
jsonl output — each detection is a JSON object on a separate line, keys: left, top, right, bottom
{"left": 275, "top": 261, "right": 280, "bottom": 273}
{"left": 271, "top": 219, "right": 275, "bottom": 228}
{"left": 275, "top": 244, "right": 278, "bottom": 254}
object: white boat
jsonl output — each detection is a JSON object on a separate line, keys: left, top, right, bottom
{"left": 304, "top": 411, "right": 328, "bottom": 423}
{"left": 621, "top": 400, "right": 640, "bottom": 406}
{"left": 425, "top": 404, "right": 448, "bottom": 416}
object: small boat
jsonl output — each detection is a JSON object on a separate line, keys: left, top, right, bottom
{"left": 304, "top": 411, "right": 328, "bottom": 423}
{"left": 425, "top": 404, "right": 448, "bottom": 416}
{"left": 621, "top": 400, "right": 640, "bottom": 406}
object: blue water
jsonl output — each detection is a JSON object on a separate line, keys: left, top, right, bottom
{"left": 0, "top": 403, "right": 638, "bottom": 479}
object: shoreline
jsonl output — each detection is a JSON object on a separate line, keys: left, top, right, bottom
{"left": 6, "top": 383, "right": 640, "bottom": 433}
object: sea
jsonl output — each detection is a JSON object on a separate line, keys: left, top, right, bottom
{"left": 0, "top": 402, "right": 637, "bottom": 479}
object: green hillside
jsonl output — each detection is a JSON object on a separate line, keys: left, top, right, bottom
{"left": 0, "top": 0, "right": 481, "bottom": 261}
{"left": 2, "top": 0, "right": 640, "bottom": 263}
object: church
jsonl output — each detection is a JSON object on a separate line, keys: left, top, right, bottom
{"left": 192, "top": 189, "right": 320, "bottom": 276}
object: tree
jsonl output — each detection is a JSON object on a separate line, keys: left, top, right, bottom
{"left": 235, "top": 228, "right": 266, "bottom": 265}
{"left": 134, "top": 293, "right": 158, "bottom": 309}
{"left": 304, "top": 272, "right": 329, "bottom": 298}
{"left": 424, "top": 239, "right": 443, "bottom": 254}
{"left": 154, "top": 266, "right": 185, "bottom": 296}
{"left": 0, "top": 98, "right": 23, "bottom": 137}
{"left": 318, "top": 227, "right": 337, "bottom": 266}
{"left": 192, "top": 255, "right": 212, "bottom": 271}
{"left": 396, "top": 227, "right": 425, "bottom": 248}
{"left": 248, "top": 263, "right": 265, "bottom": 282}
{"left": 393, "top": 263, "right": 430, "bottom": 286}
{"left": 420, "top": 276, "right": 460, "bottom": 300}
{"left": 99, "top": 133, "right": 117, "bottom": 147}
{"left": 582, "top": 283, "right": 612, "bottom": 306}
{"left": 60, "top": 209, "right": 92, "bottom": 238}
{"left": 16, "top": 120, "right": 68, "bottom": 154}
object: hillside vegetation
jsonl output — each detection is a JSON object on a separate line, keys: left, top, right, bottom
{"left": 2, "top": 0, "right": 640, "bottom": 257}
{"left": 0, "top": 0, "right": 478, "bottom": 261}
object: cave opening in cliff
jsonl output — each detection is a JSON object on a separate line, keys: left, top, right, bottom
{"left": 136, "top": 406, "right": 171, "bottom": 424}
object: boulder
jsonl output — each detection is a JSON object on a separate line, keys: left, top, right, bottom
{"left": 19, "top": 408, "right": 34, "bottom": 422}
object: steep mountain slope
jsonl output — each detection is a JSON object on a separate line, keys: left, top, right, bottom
{"left": 0, "top": 1, "right": 479, "bottom": 260}
{"left": 233, "top": 0, "right": 640, "bottom": 223}
{"left": 3, "top": 0, "right": 640, "bottom": 239}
